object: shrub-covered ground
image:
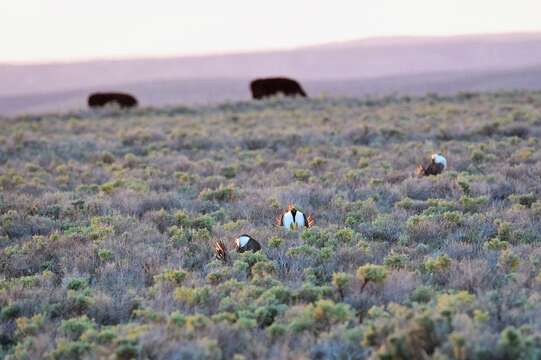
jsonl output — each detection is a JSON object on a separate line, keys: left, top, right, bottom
{"left": 2, "top": 91, "right": 541, "bottom": 359}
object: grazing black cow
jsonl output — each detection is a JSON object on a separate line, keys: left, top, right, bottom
{"left": 250, "top": 77, "right": 307, "bottom": 100}
{"left": 88, "top": 92, "right": 138, "bottom": 109}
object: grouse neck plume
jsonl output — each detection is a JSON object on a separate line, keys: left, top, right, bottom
{"left": 416, "top": 153, "right": 447, "bottom": 176}
{"left": 276, "top": 203, "right": 315, "bottom": 230}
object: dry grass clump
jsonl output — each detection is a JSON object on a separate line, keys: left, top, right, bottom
{"left": 1, "top": 91, "right": 541, "bottom": 358}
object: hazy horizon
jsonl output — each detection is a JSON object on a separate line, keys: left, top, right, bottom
{"left": 3, "top": 0, "right": 541, "bottom": 63}
{"left": 2, "top": 31, "right": 541, "bottom": 66}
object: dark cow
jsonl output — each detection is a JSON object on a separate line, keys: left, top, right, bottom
{"left": 250, "top": 77, "right": 307, "bottom": 100}
{"left": 88, "top": 92, "right": 138, "bottom": 109}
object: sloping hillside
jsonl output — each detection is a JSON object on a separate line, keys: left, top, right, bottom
{"left": 2, "top": 65, "right": 541, "bottom": 115}
{"left": 1, "top": 32, "right": 540, "bottom": 112}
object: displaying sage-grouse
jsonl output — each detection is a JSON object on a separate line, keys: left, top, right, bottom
{"left": 276, "top": 204, "right": 315, "bottom": 230}
{"left": 214, "top": 235, "right": 262, "bottom": 262}
{"left": 416, "top": 153, "right": 447, "bottom": 176}
{"left": 236, "top": 234, "right": 262, "bottom": 253}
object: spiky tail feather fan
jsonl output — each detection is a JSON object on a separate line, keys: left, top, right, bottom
{"left": 214, "top": 240, "right": 228, "bottom": 262}
{"left": 306, "top": 214, "right": 315, "bottom": 228}
{"left": 275, "top": 213, "right": 283, "bottom": 226}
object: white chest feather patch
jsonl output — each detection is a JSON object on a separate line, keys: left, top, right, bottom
{"left": 237, "top": 235, "right": 250, "bottom": 248}
{"left": 432, "top": 154, "right": 447, "bottom": 168}
{"left": 295, "top": 211, "right": 306, "bottom": 227}
{"left": 283, "top": 212, "right": 295, "bottom": 229}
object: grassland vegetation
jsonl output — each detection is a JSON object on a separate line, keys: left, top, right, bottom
{"left": 1, "top": 91, "right": 541, "bottom": 358}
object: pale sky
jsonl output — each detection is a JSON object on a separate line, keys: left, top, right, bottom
{"left": 1, "top": 0, "right": 541, "bottom": 63}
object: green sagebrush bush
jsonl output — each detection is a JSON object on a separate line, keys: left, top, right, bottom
{"left": 154, "top": 269, "right": 188, "bottom": 285}
{"left": 60, "top": 316, "right": 96, "bottom": 340}
{"left": 287, "top": 300, "right": 354, "bottom": 334}
{"left": 200, "top": 186, "right": 236, "bottom": 202}
{"left": 357, "top": 264, "right": 388, "bottom": 292}
{"left": 345, "top": 198, "right": 378, "bottom": 226}
{"left": 423, "top": 255, "right": 452, "bottom": 274}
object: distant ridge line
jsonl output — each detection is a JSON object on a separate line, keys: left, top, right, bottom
{"left": 2, "top": 31, "right": 541, "bottom": 67}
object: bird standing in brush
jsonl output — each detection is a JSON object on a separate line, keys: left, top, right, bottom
{"left": 276, "top": 204, "right": 315, "bottom": 230}
{"left": 416, "top": 153, "right": 447, "bottom": 176}
{"left": 235, "top": 234, "right": 262, "bottom": 253}
{"left": 214, "top": 234, "right": 262, "bottom": 262}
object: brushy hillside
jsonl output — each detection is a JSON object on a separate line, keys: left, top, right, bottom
{"left": 1, "top": 91, "right": 541, "bottom": 359}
